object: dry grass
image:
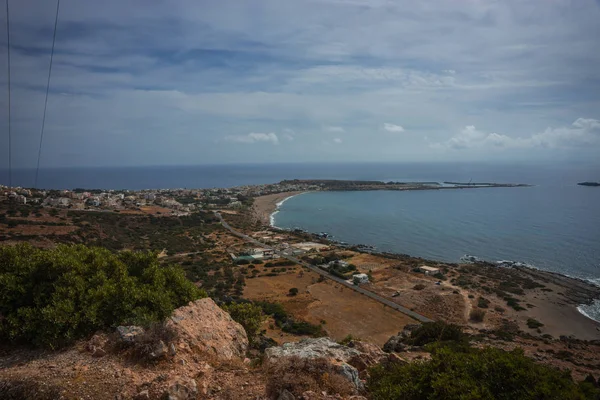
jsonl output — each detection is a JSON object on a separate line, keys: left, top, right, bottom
{"left": 264, "top": 356, "right": 354, "bottom": 399}
{"left": 469, "top": 309, "right": 486, "bottom": 323}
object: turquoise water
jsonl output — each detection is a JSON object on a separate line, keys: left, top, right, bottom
{"left": 273, "top": 185, "right": 600, "bottom": 320}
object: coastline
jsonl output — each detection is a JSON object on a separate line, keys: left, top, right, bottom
{"left": 251, "top": 193, "right": 600, "bottom": 334}
{"left": 252, "top": 191, "right": 308, "bottom": 227}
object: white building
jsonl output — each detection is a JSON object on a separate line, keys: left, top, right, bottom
{"left": 419, "top": 265, "right": 440, "bottom": 275}
{"left": 353, "top": 273, "right": 369, "bottom": 285}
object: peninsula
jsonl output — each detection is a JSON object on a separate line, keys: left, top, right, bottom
{"left": 578, "top": 182, "right": 600, "bottom": 187}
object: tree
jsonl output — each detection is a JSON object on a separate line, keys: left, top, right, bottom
{"left": 0, "top": 243, "right": 205, "bottom": 348}
{"left": 223, "top": 302, "right": 265, "bottom": 345}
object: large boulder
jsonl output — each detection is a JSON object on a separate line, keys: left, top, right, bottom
{"left": 266, "top": 338, "right": 361, "bottom": 362}
{"left": 165, "top": 298, "right": 248, "bottom": 361}
{"left": 266, "top": 338, "right": 372, "bottom": 390}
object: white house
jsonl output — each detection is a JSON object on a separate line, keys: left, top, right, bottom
{"left": 353, "top": 273, "right": 369, "bottom": 285}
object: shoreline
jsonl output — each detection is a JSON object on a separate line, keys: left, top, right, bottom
{"left": 251, "top": 190, "right": 600, "bottom": 327}
{"left": 252, "top": 191, "right": 308, "bottom": 227}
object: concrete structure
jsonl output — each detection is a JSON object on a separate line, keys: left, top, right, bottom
{"left": 291, "top": 242, "right": 330, "bottom": 252}
{"left": 352, "top": 273, "right": 369, "bottom": 285}
{"left": 419, "top": 265, "right": 440, "bottom": 275}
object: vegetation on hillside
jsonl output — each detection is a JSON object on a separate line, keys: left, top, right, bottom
{"left": 222, "top": 302, "right": 265, "bottom": 344}
{"left": 370, "top": 321, "right": 600, "bottom": 400}
{"left": 369, "top": 346, "right": 598, "bottom": 400}
{"left": 0, "top": 243, "right": 205, "bottom": 348}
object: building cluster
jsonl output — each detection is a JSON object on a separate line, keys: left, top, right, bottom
{"left": 0, "top": 181, "right": 320, "bottom": 214}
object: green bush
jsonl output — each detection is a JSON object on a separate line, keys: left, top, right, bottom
{"left": 222, "top": 302, "right": 265, "bottom": 344}
{"left": 407, "top": 321, "right": 467, "bottom": 347}
{"left": 527, "top": 318, "right": 544, "bottom": 329}
{"left": 477, "top": 297, "right": 490, "bottom": 308}
{"left": 469, "top": 309, "right": 486, "bottom": 323}
{"left": 0, "top": 243, "right": 205, "bottom": 348}
{"left": 368, "top": 346, "right": 596, "bottom": 400}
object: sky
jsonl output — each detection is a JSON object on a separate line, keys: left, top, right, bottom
{"left": 1, "top": 0, "right": 600, "bottom": 168}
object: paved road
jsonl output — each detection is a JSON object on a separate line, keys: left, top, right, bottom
{"left": 215, "top": 212, "right": 433, "bottom": 323}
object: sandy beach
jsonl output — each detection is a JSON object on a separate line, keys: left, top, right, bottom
{"left": 252, "top": 191, "right": 307, "bottom": 226}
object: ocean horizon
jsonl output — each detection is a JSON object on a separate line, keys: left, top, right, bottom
{"left": 2, "top": 161, "right": 599, "bottom": 190}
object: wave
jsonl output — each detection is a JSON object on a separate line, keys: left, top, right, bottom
{"left": 578, "top": 300, "right": 600, "bottom": 323}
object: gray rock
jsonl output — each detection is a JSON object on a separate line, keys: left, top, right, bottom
{"left": 266, "top": 337, "right": 366, "bottom": 390}
{"left": 338, "top": 363, "right": 362, "bottom": 390}
{"left": 265, "top": 337, "right": 361, "bottom": 361}
{"left": 169, "top": 343, "right": 177, "bottom": 357}
{"left": 116, "top": 326, "right": 145, "bottom": 343}
{"left": 383, "top": 334, "right": 406, "bottom": 353}
{"left": 150, "top": 340, "right": 168, "bottom": 359}
{"left": 165, "top": 377, "right": 197, "bottom": 400}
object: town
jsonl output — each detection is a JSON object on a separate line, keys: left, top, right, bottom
{"left": 0, "top": 181, "right": 320, "bottom": 214}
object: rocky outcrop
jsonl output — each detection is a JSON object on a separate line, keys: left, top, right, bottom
{"left": 266, "top": 338, "right": 361, "bottom": 362}
{"left": 164, "top": 376, "right": 198, "bottom": 400}
{"left": 383, "top": 324, "right": 421, "bottom": 353}
{"left": 265, "top": 337, "right": 393, "bottom": 392}
{"left": 117, "top": 325, "right": 145, "bottom": 343}
{"left": 165, "top": 298, "right": 248, "bottom": 361}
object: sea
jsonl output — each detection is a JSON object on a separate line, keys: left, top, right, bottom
{"left": 2, "top": 162, "right": 600, "bottom": 320}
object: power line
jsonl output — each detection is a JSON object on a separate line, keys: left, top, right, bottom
{"left": 5, "top": 0, "right": 11, "bottom": 189}
{"left": 34, "top": 0, "right": 61, "bottom": 188}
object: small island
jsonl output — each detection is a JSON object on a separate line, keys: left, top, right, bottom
{"left": 578, "top": 182, "right": 600, "bottom": 187}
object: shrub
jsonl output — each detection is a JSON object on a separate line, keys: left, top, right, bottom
{"left": 527, "top": 318, "right": 544, "bottom": 329}
{"left": 252, "top": 259, "right": 263, "bottom": 264}
{"left": 407, "top": 321, "right": 466, "bottom": 347}
{"left": 469, "top": 309, "right": 486, "bottom": 323}
{"left": 222, "top": 302, "right": 265, "bottom": 345}
{"left": 0, "top": 243, "right": 205, "bottom": 348}
{"left": 368, "top": 346, "right": 596, "bottom": 400}
{"left": 236, "top": 259, "right": 250, "bottom": 265}
{"left": 413, "top": 284, "right": 426, "bottom": 291}
{"left": 477, "top": 297, "right": 490, "bottom": 308}
{"left": 282, "top": 320, "right": 324, "bottom": 336}
{"left": 265, "top": 356, "right": 354, "bottom": 398}
{"left": 506, "top": 297, "right": 526, "bottom": 311}
{"left": 289, "top": 287, "right": 299, "bottom": 296}
{"left": 432, "top": 272, "right": 446, "bottom": 281}
{"left": 256, "top": 301, "right": 288, "bottom": 322}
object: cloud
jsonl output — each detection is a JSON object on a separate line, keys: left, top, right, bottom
{"left": 434, "top": 118, "right": 600, "bottom": 150}
{"left": 225, "top": 132, "right": 279, "bottom": 145}
{"left": 333, "top": 138, "right": 343, "bottom": 144}
{"left": 282, "top": 128, "right": 295, "bottom": 141}
{"left": 383, "top": 123, "right": 405, "bottom": 133}
{"left": 2, "top": 0, "right": 600, "bottom": 167}
{"left": 324, "top": 126, "right": 345, "bottom": 133}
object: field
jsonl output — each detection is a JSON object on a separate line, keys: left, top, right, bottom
{"left": 244, "top": 267, "right": 417, "bottom": 346}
